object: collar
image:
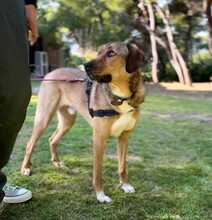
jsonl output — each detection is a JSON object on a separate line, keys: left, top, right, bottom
{"left": 103, "top": 84, "right": 132, "bottom": 106}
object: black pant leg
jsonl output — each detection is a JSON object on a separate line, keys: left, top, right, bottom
{"left": 0, "top": 172, "right": 6, "bottom": 203}
{"left": 0, "top": 0, "right": 31, "bottom": 169}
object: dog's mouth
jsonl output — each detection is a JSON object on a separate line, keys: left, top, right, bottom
{"left": 87, "top": 72, "right": 112, "bottom": 83}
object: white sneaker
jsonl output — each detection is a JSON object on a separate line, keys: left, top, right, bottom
{"left": 3, "top": 185, "right": 32, "bottom": 204}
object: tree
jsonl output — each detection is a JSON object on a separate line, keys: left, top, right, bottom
{"left": 38, "top": 0, "right": 133, "bottom": 50}
{"left": 205, "top": 0, "right": 212, "bottom": 54}
{"left": 137, "top": 0, "right": 192, "bottom": 86}
{"left": 169, "top": 0, "right": 204, "bottom": 61}
{"left": 37, "top": 0, "right": 212, "bottom": 83}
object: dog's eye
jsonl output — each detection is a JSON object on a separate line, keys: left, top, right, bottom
{"left": 107, "top": 50, "right": 116, "bottom": 57}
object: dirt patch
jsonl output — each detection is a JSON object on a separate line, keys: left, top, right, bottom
{"left": 146, "top": 83, "right": 212, "bottom": 100}
{"left": 153, "top": 112, "right": 212, "bottom": 123}
{"left": 107, "top": 154, "right": 144, "bottom": 162}
{"left": 160, "top": 82, "right": 212, "bottom": 92}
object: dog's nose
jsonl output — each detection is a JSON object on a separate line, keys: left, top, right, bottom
{"left": 84, "top": 61, "right": 93, "bottom": 72}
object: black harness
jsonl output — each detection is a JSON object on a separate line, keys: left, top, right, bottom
{"left": 85, "top": 79, "right": 120, "bottom": 118}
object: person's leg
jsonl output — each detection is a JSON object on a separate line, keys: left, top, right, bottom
{"left": 0, "top": 172, "right": 7, "bottom": 202}
{"left": 0, "top": 0, "right": 31, "bottom": 202}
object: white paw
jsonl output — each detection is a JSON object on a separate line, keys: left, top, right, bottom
{"left": 52, "top": 161, "right": 66, "bottom": 168}
{"left": 22, "top": 168, "right": 31, "bottom": 176}
{"left": 67, "top": 107, "right": 76, "bottom": 115}
{"left": 120, "top": 183, "right": 135, "bottom": 193}
{"left": 96, "top": 191, "right": 112, "bottom": 203}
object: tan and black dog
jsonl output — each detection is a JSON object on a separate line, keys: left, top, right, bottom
{"left": 21, "top": 42, "right": 145, "bottom": 203}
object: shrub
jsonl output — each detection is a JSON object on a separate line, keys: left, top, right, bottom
{"left": 189, "top": 51, "right": 212, "bottom": 82}
{"left": 65, "top": 55, "right": 85, "bottom": 68}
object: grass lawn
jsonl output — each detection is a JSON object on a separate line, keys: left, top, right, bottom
{"left": 1, "top": 85, "right": 212, "bottom": 220}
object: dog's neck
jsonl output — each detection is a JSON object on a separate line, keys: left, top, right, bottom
{"left": 109, "top": 77, "right": 132, "bottom": 98}
{"left": 106, "top": 78, "right": 134, "bottom": 113}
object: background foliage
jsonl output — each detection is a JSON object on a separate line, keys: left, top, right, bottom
{"left": 38, "top": 0, "right": 212, "bottom": 82}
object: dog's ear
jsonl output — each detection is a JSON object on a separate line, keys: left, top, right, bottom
{"left": 126, "top": 43, "right": 145, "bottom": 73}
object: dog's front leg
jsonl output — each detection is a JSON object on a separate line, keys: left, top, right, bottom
{"left": 117, "top": 131, "right": 135, "bottom": 193}
{"left": 92, "top": 131, "right": 112, "bottom": 203}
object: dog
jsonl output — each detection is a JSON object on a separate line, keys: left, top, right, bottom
{"left": 21, "top": 42, "right": 145, "bottom": 203}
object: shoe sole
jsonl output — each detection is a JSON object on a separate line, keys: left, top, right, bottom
{"left": 3, "top": 191, "right": 32, "bottom": 204}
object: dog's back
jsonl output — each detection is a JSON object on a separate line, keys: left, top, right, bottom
{"left": 44, "top": 67, "right": 86, "bottom": 82}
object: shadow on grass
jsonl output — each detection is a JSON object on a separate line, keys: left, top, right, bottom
{"left": 1, "top": 156, "right": 211, "bottom": 220}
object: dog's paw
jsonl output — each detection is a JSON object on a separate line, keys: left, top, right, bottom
{"left": 96, "top": 191, "right": 112, "bottom": 203}
{"left": 120, "top": 183, "right": 135, "bottom": 193}
{"left": 52, "top": 161, "right": 66, "bottom": 168}
{"left": 21, "top": 168, "right": 31, "bottom": 176}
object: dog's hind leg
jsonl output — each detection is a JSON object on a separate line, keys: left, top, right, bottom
{"left": 49, "top": 107, "right": 77, "bottom": 168}
{"left": 21, "top": 85, "right": 60, "bottom": 176}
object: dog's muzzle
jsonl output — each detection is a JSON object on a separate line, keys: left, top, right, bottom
{"left": 84, "top": 62, "right": 112, "bottom": 83}
{"left": 88, "top": 73, "right": 112, "bottom": 83}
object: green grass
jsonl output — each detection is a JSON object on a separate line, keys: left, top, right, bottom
{"left": 1, "top": 91, "right": 212, "bottom": 220}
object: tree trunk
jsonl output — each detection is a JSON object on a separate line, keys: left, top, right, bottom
{"left": 147, "top": 3, "right": 159, "bottom": 83}
{"left": 206, "top": 0, "right": 212, "bottom": 55}
{"left": 176, "top": 49, "right": 192, "bottom": 86}
{"left": 155, "top": 5, "right": 185, "bottom": 84}
{"left": 155, "top": 5, "right": 192, "bottom": 86}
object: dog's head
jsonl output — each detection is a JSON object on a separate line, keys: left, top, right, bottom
{"left": 84, "top": 42, "right": 145, "bottom": 83}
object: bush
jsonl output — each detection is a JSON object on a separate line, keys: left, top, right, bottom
{"left": 140, "top": 64, "right": 152, "bottom": 82}
{"left": 158, "top": 63, "right": 178, "bottom": 82}
{"left": 65, "top": 55, "right": 85, "bottom": 68}
{"left": 145, "top": 51, "right": 212, "bottom": 82}
{"left": 189, "top": 51, "right": 212, "bottom": 82}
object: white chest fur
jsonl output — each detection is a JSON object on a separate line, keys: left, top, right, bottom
{"left": 110, "top": 101, "right": 136, "bottom": 137}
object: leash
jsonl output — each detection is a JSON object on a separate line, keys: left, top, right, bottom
{"left": 31, "top": 78, "right": 86, "bottom": 83}
{"left": 31, "top": 77, "right": 120, "bottom": 118}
